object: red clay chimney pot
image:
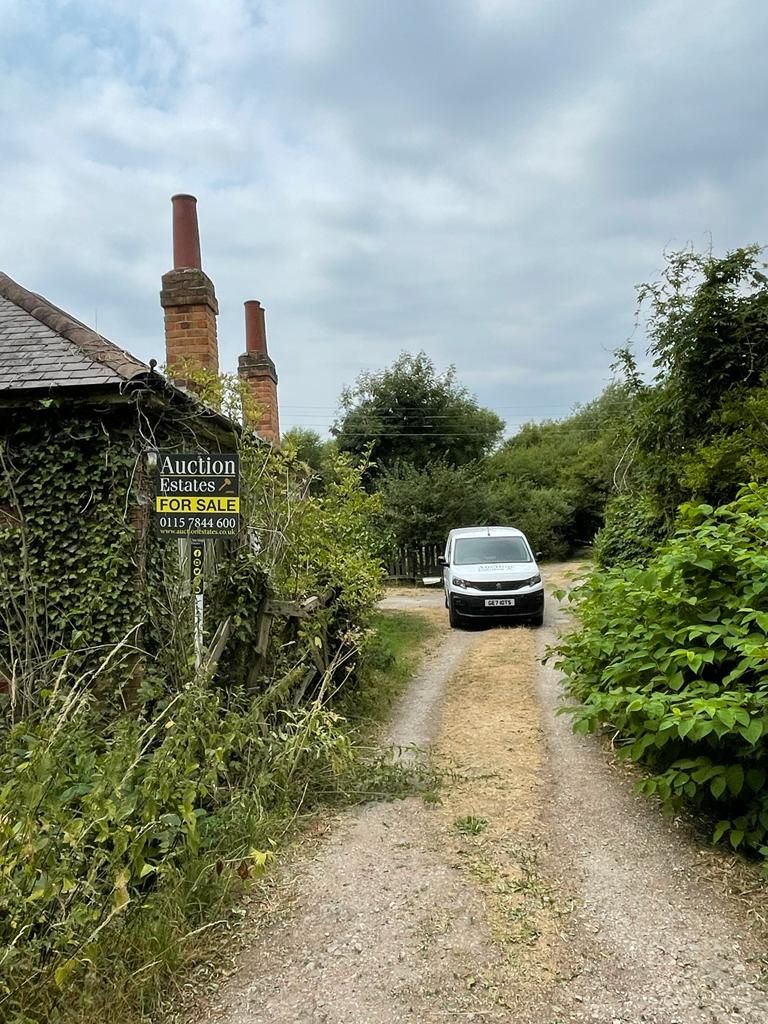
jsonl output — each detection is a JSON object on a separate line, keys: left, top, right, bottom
{"left": 244, "top": 299, "right": 268, "bottom": 354}
{"left": 171, "top": 194, "right": 202, "bottom": 270}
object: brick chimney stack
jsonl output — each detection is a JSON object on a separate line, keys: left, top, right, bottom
{"left": 160, "top": 194, "right": 219, "bottom": 389}
{"left": 238, "top": 300, "right": 280, "bottom": 443}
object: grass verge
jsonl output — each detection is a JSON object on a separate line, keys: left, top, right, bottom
{"left": 341, "top": 610, "right": 439, "bottom": 727}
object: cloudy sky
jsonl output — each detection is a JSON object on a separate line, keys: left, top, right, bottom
{"left": 1, "top": 0, "right": 765, "bottom": 435}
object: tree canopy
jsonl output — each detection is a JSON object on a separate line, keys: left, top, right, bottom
{"left": 596, "top": 244, "right": 768, "bottom": 563}
{"left": 332, "top": 351, "right": 504, "bottom": 476}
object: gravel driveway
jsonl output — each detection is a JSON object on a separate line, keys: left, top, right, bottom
{"left": 197, "top": 570, "right": 768, "bottom": 1024}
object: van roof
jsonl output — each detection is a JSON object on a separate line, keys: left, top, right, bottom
{"left": 447, "top": 525, "right": 525, "bottom": 540}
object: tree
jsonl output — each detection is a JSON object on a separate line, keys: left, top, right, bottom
{"left": 332, "top": 351, "right": 504, "bottom": 477}
{"left": 377, "top": 461, "right": 492, "bottom": 547}
{"left": 590, "top": 244, "right": 768, "bottom": 566}
{"left": 632, "top": 245, "right": 768, "bottom": 516}
{"left": 485, "top": 386, "right": 634, "bottom": 557}
{"left": 280, "top": 428, "right": 337, "bottom": 492}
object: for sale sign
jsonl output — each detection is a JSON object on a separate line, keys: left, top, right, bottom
{"left": 155, "top": 453, "right": 240, "bottom": 537}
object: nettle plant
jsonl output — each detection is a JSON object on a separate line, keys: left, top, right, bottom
{"left": 553, "top": 483, "right": 768, "bottom": 860}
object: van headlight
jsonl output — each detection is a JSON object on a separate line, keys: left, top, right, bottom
{"left": 528, "top": 574, "right": 542, "bottom": 585}
{"left": 452, "top": 576, "right": 469, "bottom": 589}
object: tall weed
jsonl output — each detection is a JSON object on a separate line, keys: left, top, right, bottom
{"left": 0, "top": 616, "right": 437, "bottom": 1022}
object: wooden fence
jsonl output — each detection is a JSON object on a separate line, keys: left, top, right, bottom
{"left": 385, "top": 541, "right": 443, "bottom": 582}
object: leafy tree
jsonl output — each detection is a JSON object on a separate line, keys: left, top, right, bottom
{"left": 281, "top": 427, "right": 338, "bottom": 492}
{"left": 625, "top": 245, "right": 768, "bottom": 520}
{"left": 332, "top": 351, "right": 504, "bottom": 477}
{"left": 486, "top": 386, "right": 634, "bottom": 557}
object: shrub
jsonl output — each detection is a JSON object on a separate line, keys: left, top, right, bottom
{"left": 490, "top": 484, "right": 576, "bottom": 561}
{"left": 0, "top": 436, "right": 397, "bottom": 1022}
{"left": 593, "top": 492, "right": 668, "bottom": 566}
{"left": 553, "top": 483, "right": 768, "bottom": 861}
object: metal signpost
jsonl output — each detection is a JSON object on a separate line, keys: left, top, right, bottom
{"left": 154, "top": 453, "right": 241, "bottom": 669}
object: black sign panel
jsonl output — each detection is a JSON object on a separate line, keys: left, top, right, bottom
{"left": 155, "top": 452, "right": 240, "bottom": 537}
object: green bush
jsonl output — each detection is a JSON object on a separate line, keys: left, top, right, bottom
{"left": 0, "top": 612, "right": 438, "bottom": 1021}
{"left": 0, "top": 435, "right": 397, "bottom": 1022}
{"left": 593, "top": 492, "right": 668, "bottom": 566}
{"left": 553, "top": 483, "right": 768, "bottom": 861}
{"left": 489, "top": 484, "right": 576, "bottom": 561}
{"left": 376, "top": 461, "right": 491, "bottom": 548}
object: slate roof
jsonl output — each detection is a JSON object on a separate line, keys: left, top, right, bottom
{"left": 0, "top": 272, "right": 151, "bottom": 393}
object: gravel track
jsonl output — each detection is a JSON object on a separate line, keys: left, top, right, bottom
{"left": 197, "top": 571, "right": 768, "bottom": 1024}
{"left": 199, "top": 625, "right": 493, "bottom": 1024}
{"left": 535, "top": 584, "right": 768, "bottom": 1023}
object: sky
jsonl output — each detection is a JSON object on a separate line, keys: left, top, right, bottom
{"left": 1, "top": 0, "right": 767, "bottom": 436}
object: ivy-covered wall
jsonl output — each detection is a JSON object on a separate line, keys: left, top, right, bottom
{"left": 0, "top": 394, "right": 239, "bottom": 708}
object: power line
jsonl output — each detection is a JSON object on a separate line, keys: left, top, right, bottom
{"left": 279, "top": 401, "right": 631, "bottom": 412}
{"left": 285, "top": 428, "right": 624, "bottom": 438}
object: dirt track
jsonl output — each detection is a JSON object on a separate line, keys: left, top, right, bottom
{"left": 198, "top": 567, "right": 768, "bottom": 1024}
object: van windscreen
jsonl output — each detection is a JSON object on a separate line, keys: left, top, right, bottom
{"left": 453, "top": 536, "right": 531, "bottom": 565}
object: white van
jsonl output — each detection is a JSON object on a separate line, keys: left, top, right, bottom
{"left": 439, "top": 526, "right": 544, "bottom": 628}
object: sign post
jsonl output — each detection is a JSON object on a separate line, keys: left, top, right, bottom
{"left": 154, "top": 453, "right": 241, "bottom": 670}
{"left": 190, "top": 540, "right": 205, "bottom": 669}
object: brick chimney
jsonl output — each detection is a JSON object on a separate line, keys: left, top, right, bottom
{"left": 238, "top": 300, "right": 280, "bottom": 443}
{"left": 160, "top": 194, "right": 219, "bottom": 389}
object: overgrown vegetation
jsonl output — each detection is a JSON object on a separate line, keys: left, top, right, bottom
{"left": 0, "top": 391, "right": 436, "bottom": 1022}
{"left": 554, "top": 244, "right": 768, "bottom": 865}
{"left": 331, "top": 351, "right": 628, "bottom": 561}
{"left": 594, "top": 245, "right": 768, "bottom": 564}
{"left": 341, "top": 610, "right": 438, "bottom": 725}
{"left": 484, "top": 385, "right": 633, "bottom": 559}
{"left": 555, "top": 485, "right": 768, "bottom": 859}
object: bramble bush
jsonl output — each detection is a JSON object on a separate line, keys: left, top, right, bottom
{"left": 553, "top": 483, "right": 768, "bottom": 861}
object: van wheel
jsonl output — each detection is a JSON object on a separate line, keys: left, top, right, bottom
{"left": 530, "top": 612, "right": 544, "bottom": 627}
{"left": 448, "top": 601, "right": 463, "bottom": 629}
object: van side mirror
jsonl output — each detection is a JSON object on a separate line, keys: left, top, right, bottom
{"left": 535, "top": 551, "right": 543, "bottom": 560}
{"left": 437, "top": 555, "right": 447, "bottom": 566}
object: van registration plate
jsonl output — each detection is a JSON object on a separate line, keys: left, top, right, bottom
{"left": 485, "top": 598, "right": 515, "bottom": 607}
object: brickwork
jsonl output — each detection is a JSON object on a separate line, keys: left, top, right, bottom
{"left": 160, "top": 267, "right": 219, "bottom": 388}
{"left": 238, "top": 352, "right": 280, "bottom": 443}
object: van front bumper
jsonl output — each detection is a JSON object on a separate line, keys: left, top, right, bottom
{"left": 451, "top": 588, "right": 544, "bottom": 619}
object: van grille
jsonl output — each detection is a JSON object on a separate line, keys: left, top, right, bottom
{"left": 469, "top": 579, "right": 531, "bottom": 592}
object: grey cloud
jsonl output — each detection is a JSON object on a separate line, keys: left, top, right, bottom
{"left": 1, "top": 0, "right": 767, "bottom": 437}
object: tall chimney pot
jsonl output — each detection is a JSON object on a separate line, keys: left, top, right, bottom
{"left": 239, "top": 299, "right": 279, "bottom": 443}
{"left": 171, "top": 193, "right": 202, "bottom": 270}
{"left": 161, "top": 194, "right": 219, "bottom": 388}
{"left": 244, "top": 299, "right": 267, "bottom": 354}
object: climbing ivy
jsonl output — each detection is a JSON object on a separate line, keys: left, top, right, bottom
{"left": 0, "top": 394, "right": 249, "bottom": 714}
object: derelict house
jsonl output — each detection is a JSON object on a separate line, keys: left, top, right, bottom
{"left": 0, "top": 196, "right": 280, "bottom": 703}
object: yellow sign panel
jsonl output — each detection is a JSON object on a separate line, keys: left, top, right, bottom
{"left": 155, "top": 496, "right": 241, "bottom": 514}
